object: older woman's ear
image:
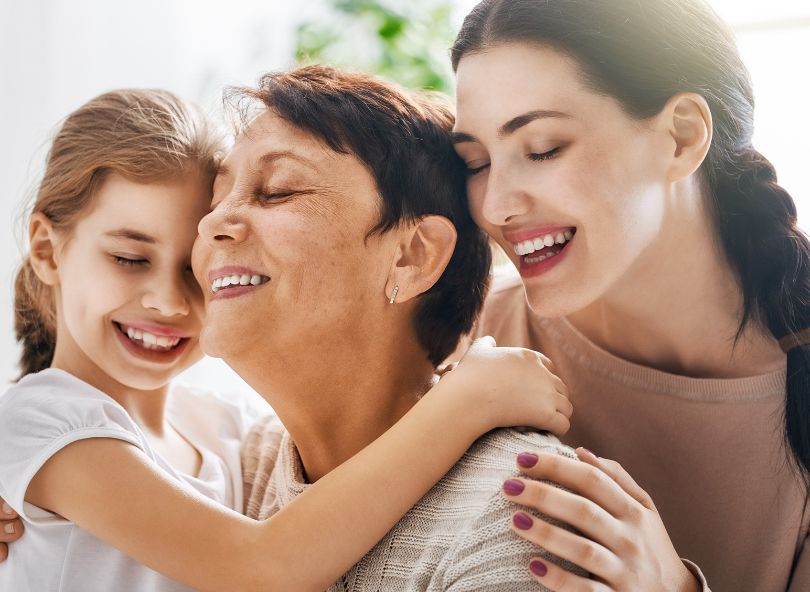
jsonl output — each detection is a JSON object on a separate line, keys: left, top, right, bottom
{"left": 385, "top": 215, "right": 457, "bottom": 304}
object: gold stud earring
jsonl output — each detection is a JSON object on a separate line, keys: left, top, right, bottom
{"left": 389, "top": 285, "right": 399, "bottom": 305}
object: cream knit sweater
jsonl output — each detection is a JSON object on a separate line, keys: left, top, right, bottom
{"left": 242, "top": 417, "right": 584, "bottom": 591}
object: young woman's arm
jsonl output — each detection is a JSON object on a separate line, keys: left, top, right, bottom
{"left": 26, "top": 339, "right": 571, "bottom": 592}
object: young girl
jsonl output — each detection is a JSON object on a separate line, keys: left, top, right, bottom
{"left": 0, "top": 88, "right": 572, "bottom": 591}
{"left": 451, "top": 0, "right": 806, "bottom": 589}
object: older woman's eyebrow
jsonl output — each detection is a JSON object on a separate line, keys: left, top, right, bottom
{"left": 255, "top": 150, "right": 320, "bottom": 172}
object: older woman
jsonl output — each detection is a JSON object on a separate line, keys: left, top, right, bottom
{"left": 193, "top": 66, "right": 583, "bottom": 590}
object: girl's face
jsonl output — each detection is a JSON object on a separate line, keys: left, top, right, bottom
{"left": 51, "top": 172, "right": 210, "bottom": 392}
{"left": 454, "top": 43, "right": 673, "bottom": 317}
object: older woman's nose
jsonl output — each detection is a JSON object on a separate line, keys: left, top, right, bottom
{"left": 197, "top": 201, "right": 249, "bottom": 244}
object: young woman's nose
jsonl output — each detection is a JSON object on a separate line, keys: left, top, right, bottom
{"left": 479, "top": 166, "right": 533, "bottom": 226}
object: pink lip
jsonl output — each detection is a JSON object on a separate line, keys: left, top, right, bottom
{"left": 207, "top": 265, "right": 268, "bottom": 285}
{"left": 114, "top": 321, "right": 193, "bottom": 338}
{"left": 503, "top": 225, "right": 576, "bottom": 244}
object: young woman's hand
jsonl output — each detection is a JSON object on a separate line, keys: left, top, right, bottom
{"left": 503, "top": 448, "right": 701, "bottom": 592}
{"left": 438, "top": 336, "right": 573, "bottom": 438}
{"left": 0, "top": 497, "right": 23, "bottom": 563}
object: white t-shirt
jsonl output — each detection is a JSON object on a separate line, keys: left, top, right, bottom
{"left": 0, "top": 368, "right": 251, "bottom": 592}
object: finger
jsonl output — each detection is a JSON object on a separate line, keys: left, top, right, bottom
{"left": 0, "top": 542, "right": 7, "bottom": 563}
{"left": 545, "top": 413, "right": 571, "bottom": 438}
{"left": 576, "top": 449, "right": 655, "bottom": 510}
{"left": 536, "top": 352, "right": 556, "bottom": 373}
{"left": 504, "top": 479, "right": 623, "bottom": 554}
{"left": 1, "top": 501, "right": 17, "bottom": 520}
{"left": 517, "top": 452, "right": 637, "bottom": 519}
{"left": 0, "top": 518, "right": 23, "bottom": 543}
{"left": 526, "top": 556, "right": 612, "bottom": 592}
{"left": 556, "top": 392, "right": 574, "bottom": 419}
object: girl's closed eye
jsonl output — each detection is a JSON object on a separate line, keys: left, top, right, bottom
{"left": 111, "top": 254, "right": 148, "bottom": 267}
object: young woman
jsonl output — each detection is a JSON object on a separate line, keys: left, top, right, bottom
{"left": 0, "top": 87, "right": 572, "bottom": 591}
{"left": 450, "top": 0, "right": 807, "bottom": 590}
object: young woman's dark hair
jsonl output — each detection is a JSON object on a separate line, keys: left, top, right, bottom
{"left": 452, "top": 0, "right": 810, "bottom": 485}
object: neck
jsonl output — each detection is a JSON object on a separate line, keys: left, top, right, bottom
{"left": 568, "top": 179, "right": 785, "bottom": 378}
{"left": 231, "top": 314, "right": 436, "bottom": 482}
{"left": 51, "top": 332, "right": 170, "bottom": 434}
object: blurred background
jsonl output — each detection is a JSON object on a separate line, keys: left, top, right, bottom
{"left": 1, "top": 0, "right": 808, "bottom": 397}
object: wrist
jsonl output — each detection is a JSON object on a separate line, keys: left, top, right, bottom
{"left": 424, "top": 372, "right": 494, "bottom": 440}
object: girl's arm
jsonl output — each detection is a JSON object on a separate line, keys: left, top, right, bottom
{"left": 26, "top": 338, "right": 571, "bottom": 592}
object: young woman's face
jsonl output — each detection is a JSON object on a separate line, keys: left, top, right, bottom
{"left": 454, "top": 43, "right": 672, "bottom": 317}
{"left": 53, "top": 172, "right": 210, "bottom": 391}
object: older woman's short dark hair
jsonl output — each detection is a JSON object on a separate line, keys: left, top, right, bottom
{"left": 229, "top": 65, "right": 491, "bottom": 365}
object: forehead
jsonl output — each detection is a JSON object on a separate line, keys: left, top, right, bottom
{"left": 83, "top": 173, "right": 208, "bottom": 234}
{"left": 221, "top": 110, "right": 334, "bottom": 171}
{"left": 454, "top": 43, "right": 594, "bottom": 128}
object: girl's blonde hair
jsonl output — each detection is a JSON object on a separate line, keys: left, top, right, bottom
{"left": 15, "top": 88, "right": 224, "bottom": 378}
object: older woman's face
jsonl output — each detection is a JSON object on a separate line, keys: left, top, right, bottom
{"left": 192, "top": 110, "right": 397, "bottom": 366}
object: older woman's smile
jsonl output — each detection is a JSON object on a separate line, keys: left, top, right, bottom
{"left": 207, "top": 265, "right": 271, "bottom": 299}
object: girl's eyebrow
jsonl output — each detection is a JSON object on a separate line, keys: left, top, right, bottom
{"left": 104, "top": 229, "right": 157, "bottom": 244}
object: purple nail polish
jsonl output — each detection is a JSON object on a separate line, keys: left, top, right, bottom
{"left": 513, "top": 511, "right": 534, "bottom": 530}
{"left": 517, "top": 452, "right": 539, "bottom": 468}
{"left": 529, "top": 560, "right": 548, "bottom": 577}
{"left": 503, "top": 479, "right": 525, "bottom": 496}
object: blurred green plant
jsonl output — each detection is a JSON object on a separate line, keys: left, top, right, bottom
{"left": 294, "top": 0, "right": 457, "bottom": 94}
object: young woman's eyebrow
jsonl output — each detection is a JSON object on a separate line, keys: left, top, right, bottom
{"left": 103, "top": 229, "right": 157, "bottom": 244}
{"left": 452, "top": 110, "right": 572, "bottom": 145}
{"left": 498, "top": 110, "right": 572, "bottom": 137}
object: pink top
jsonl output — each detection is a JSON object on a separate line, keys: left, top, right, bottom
{"left": 476, "top": 272, "right": 806, "bottom": 591}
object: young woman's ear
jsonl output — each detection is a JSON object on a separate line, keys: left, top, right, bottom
{"left": 28, "top": 213, "right": 61, "bottom": 286}
{"left": 385, "top": 216, "right": 457, "bottom": 304}
{"left": 659, "top": 92, "right": 713, "bottom": 183}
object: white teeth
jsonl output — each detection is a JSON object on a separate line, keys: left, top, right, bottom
{"left": 210, "top": 273, "right": 270, "bottom": 293}
{"left": 513, "top": 229, "right": 575, "bottom": 256}
{"left": 120, "top": 324, "right": 181, "bottom": 350}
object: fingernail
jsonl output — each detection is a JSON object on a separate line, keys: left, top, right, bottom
{"left": 503, "top": 479, "right": 525, "bottom": 496}
{"left": 579, "top": 447, "right": 598, "bottom": 459}
{"left": 513, "top": 511, "right": 534, "bottom": 530}
{"left": 529, "top": 560, "right": 548, "bottom": 577}
{"left": 2, "top": 503, "right": 12, "bottom": 516}
{"left": 517, "top": 452, "right": 539, "bottom": 468}
{"left": 3, "top": 523, "right": 14, "bottom": 535}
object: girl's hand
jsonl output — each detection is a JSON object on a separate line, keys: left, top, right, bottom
{"left": 0, "top": 497, "right": 23, "bottom": 563}
{"left": 503, "top": 448, "right": 700, "bottom": 592}
{"left": 438, "top": 336, "right": 573, "bottom": 438}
